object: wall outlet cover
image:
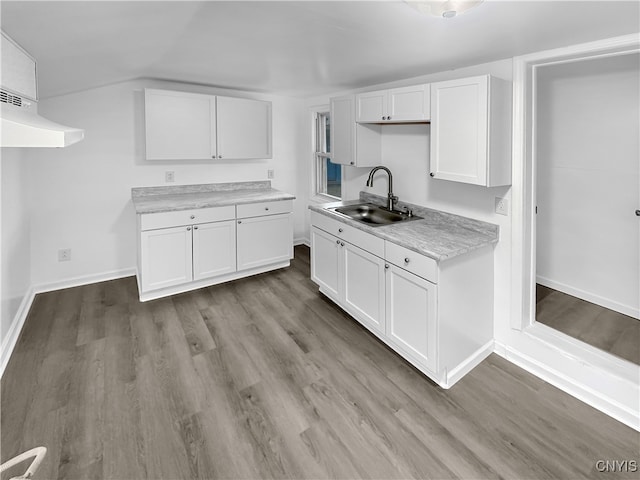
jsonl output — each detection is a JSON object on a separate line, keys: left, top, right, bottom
{"left": 267, "top": 169, "right": 275, "bottom": 179}
{"left": 495, "top": 197, "right": 509, "bottom": 216}
{"left": 58, "top": 248, "right": 71, "bottom": 262}
{"left": 165, "top": 171, "right": 175, "bottom": 183}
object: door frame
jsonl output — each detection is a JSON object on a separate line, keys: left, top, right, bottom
{"left": 508, "top": 33, "right": 640, "bottom": 430}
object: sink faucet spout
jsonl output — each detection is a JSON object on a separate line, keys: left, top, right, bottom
{"left": 366, "top": 166, "right": 398, "bottom": 211}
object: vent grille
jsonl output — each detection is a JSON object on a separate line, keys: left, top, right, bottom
{"left": 0, "top": 90, "right": 24, "bottom": 107}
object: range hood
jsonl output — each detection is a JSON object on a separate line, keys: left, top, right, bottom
{"left": 1, "top": 31, "right": 84, "bottom": 148}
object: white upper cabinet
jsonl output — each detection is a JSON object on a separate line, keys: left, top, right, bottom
{"left": 144, "top": 88, "right": 272, "bottom": 161}
{"left": 145, "top": 89, "right": 215, "bottom": 160}
{"left": 217, "top": 96, "right": 272, "bottom": 160}
{"left": 356, "top": 84, "right": 430, "bottom": 123}
{"left": 329, "top": 94, "right": 381, "bottom": 167}
{"left": 429, "top": 75, "right": 511, "bottom": 186}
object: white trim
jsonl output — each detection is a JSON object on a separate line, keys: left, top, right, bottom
{"left": 32, "top": 268, "right": 136, "bottom": 295}
{"left": 508, "top": 33, "right": 640, "bottom": 432}
{"left": 443, "top": 339, "right": 494, "bottom": 388}
{"left": 495, "top": 340, "right": 640, "bottom": 431}
{"left": 294, "top": 237, "right": 310, "bottom": 247}
{"left": 0, "top": 285, "right": 36, "bottom": 379}
{"left": 537, "top": 275, "right": 639, "bottom": 320}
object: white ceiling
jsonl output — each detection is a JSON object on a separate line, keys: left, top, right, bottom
{"left": 1, "top": 1, "right": 639, "bottom": 99}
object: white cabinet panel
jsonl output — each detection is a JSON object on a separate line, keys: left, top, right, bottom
{"left": 310, "top": 227, "right": 341, "bottom": 299}
{"left": 237, "top": 213, "right": 292, "bottom": 271}
{"left": 217, "top": 96, "right": 272, "bottom": 159}
{"left": 356, "top": 90, "right": 387, "bottom": 122}
{"left": 330, "top": 94, "right": 356, "bottom": 166}
{"left": 386, "top": 265, "right": 437, "bottom": 372}
{"left": 193, "top": 220, "right": 236, "bottom": 281}
{"left": 236, "top": 199, "right": 293, "bottom": 219}
{"left": 141, "top": 225, "right": 193, "bottom": 291}
{"left": 430, "top": 75, "right": 511, "bottom": 186}
{"left": 388, "top": 84, "right": 430, "bottom": 122}
{"left": 145, "top": 89, "right": 214, "bottom": 160}
{"left": 344, "top": 243, "right": 386, "bottom": 334}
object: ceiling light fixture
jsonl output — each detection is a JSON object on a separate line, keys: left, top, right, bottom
{"left": 405, "top": 1, "right": 485, "bottom": 19}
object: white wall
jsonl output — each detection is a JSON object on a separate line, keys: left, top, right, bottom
{"left": 302, "top": 58, "right": 514, "bottom": 333}
{"left": 536, "top": 53, "right": 639, "bottom": 317}
{"left": 27, "top": 78, "right": 306, "bottom": 287}
{"left": 1, "top": 148, "right": 31, "bottom": 349}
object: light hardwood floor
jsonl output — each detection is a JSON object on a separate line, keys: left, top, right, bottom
{"left": 536, "top": 284, "right": 640, "bottom": 364}
{"left": 2, "top": 246, "right": 638, "bottom": 479}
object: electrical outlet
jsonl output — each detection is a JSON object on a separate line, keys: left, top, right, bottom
{"left": 165, "top": 171, "right": 175, "bottom": 183}
{"left": 267, "top": 169, "right": 274, "bottom": 179}
{"left": 495, "top": 197, "right": 509, "bottom": 216}
{"left": 58, "top": 248, "right": 71, "bottom": 262}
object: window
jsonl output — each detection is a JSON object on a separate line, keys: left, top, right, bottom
{"left": 315, "top": 110, "right": 341, "bottom": 199}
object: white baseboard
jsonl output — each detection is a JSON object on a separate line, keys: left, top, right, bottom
{"left": 444, "top": 340, "right": 495, "bottom": 388}
{"left": 0, "top": 285, "right": 36, "bottom": 379}
{"left": 1, "top": 268, "right": 136, "bottom": 379}
{"left": 294, "top": 236, "right": 310, "bottom": 247}
{"left": 494, "top": 340, "right": 640, "bottom": 431}
{"left": 537, "top": 275, "right": 639, "bottom": 319}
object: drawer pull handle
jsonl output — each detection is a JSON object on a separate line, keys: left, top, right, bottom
{"left": 190, "top": 215, "right": 195, "bottom": 219}
{"left": 338, "top": 228, "right": 343, "bottom": 233}
{"left": 404, "top": 257, "right": 410, "bottom": 264}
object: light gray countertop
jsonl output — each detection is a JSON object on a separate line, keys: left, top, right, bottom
{"left": 132, "top": 181, "right": 295, "bottom": 214}
{"left": 309, "top": 192, "right": 499, "bottom": 262}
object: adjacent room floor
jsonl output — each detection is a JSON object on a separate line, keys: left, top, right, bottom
{"left": 536, "top": 284, "right": 640, "bottom": 364}
{"left": 2, "top": 246, "right": 638, "bottom": 479}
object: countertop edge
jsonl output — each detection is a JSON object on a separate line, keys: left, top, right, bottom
{"left": 308, "top": 199, "right": 498, "bottom": 262}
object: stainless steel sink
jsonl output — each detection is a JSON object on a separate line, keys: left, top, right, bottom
{"left": 330, "top": 203, "right": 421, "bottom": 226}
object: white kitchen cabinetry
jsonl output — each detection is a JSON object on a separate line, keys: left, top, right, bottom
{"left": 144, "top": 88, "right": 272, "bottom": 160}
{"left": 310, "top": 210, "right": 494, "bottom": 387}
{"left": 137, "top": 200, "right": 292, "bottom": 301}
{"left": 430, "top": 75, "right": 511, "bottom": 186}
{"left": 236, "top": 200, "right": 293, "bottom": 271}
{"left": 356, "top": 84, "right": 430, "bottom": 123}
{"left": 310, "top": 225, "right": 386, "bottom": 335}
{"left": 329, "top": 94, "right": 381, "bottom": 167}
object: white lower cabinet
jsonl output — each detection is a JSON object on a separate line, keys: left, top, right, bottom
{"left": 141, "top": 225, "right": 194, "bottom": 292}
{"left": 310, "top": 210, "right": 493, "bottom": 388}
{"left": 137, "top": 200, "right": 293, "bottom": 301}
{"left": 237, "top": 213, "right": 293, "bottom": 271}
{"left": 385, "top": 264, "right": 437, "bottom": 372}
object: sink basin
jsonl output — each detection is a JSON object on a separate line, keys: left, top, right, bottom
{"left": 330, "top": 203, "right": 421, "bottom": 226}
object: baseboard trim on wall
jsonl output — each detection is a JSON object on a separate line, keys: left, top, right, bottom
{"left": 294, "top": 237, "right": 310, "bottom": 247}
{"left": 536, "top": 275, "right": 639, "bottom": 320}
{"left": 494, "top": 340, "right": 640, "bottom": 431}
{"left": 1, "top": 268, "right": 136, "bottom": 379}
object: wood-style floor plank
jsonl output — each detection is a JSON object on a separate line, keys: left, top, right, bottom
{"left": 2, "top": 247, "right": 638, "bottom": 479}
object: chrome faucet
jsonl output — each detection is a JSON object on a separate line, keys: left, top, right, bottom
{"left": 366, "top": 166, "right": 398, "bottom": 211}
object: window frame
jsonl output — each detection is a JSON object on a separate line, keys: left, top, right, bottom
{"left": 312, "top": 107, "right": 342, "bottom": 202}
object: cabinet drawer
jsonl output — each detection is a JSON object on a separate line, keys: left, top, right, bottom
{"left": 140, "top": 205, "right": 236, "bottom": 231}
{"left": 385, "top": 241, "right": 438, "bottom": 284}
{"left": 236, "top": 199, "right": 293, "bottom": 219}
{"left": 310, "top": 211, "right": 384, "bottom": 258}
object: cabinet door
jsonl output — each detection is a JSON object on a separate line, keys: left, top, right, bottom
{"left": 356, "top": 90, "right": 387, "bottom": 122}
{"left": 310, "top": 227, "right": 341, "bottom": 300}
{"left": 430, "top": 76, "right": 488, "bottom": 185}
{"left": 144, "top": 89, "right": 215, "bottom": 160}
{"left": 330, "top": 94, "right": 355, "bottom": 166}
{"left": 237, "top": 213, "right": 292, "bottom": 271}
{"left": 140, "top": 226, "right": 193, "bottom": 292}
{"left": 385, "top": 265, "right": 437, "bottom": 372}
{"left": 192, "top": 220, "right": 236, "bottom": 281}
{"left": 216, "top": 96, "right": 272, "bottom": 159}
{"left": 343, "top": 242, "right": 386, "bottom": 335}
{"left": 388, "top": 84, "right": 430, "bottom": 122}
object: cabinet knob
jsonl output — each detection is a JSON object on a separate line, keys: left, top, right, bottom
{"left": 338, "top": 228, "right": 343, "bottom": 233}
{"left": 385, "top": 264, "right": 389, "bottom": 269}
{"left": 340, "top": 242, "right": 345, "bottom": 247}
{"left": 238, "top": 220, "right": 242, "bottom": 224}
{"left": 336, "top": 240, "right": 340, "bottom": 245}
{"left": 636, "top": 209, "right": 640, "bottom": 216}
{"left": 190, "top": 215, "right": 195, "bottom": 219}
{"left": 349, "top": 161, "right": 355, "bottom": 165}
{"left": 381, "top": 116, "right": 385, "bottom": 120}
{"left": 186, "top": 227, "right": 191, "bottom": 231}
{"left": 218, "top": 155, "right": 222, "bottom": 159}
{"left": 194, "top": 226, "right": 198, "bottom": 230}
{"left": 387, "top": 116, "right": 391, "bottom": 120}
{"left": 404, "top": 257, "right": 410, "bottom": 264}
{"left": 212, "top": 155, "right": 216, "bottom": 159}
{"left": 265, "top": 207, "right": 269, "bottom": 211}
{"left": 429, "top": 172, "right": 435, "bottom": 177}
